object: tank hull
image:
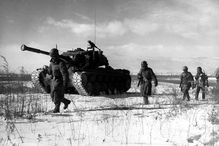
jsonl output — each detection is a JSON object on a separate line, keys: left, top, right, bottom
{"left": 31, "top": 68, "right": 131, "bottom": 96}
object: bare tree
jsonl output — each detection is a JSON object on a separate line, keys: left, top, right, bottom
{"left": 0, "top": 55, "right": 9, "bottom": 73}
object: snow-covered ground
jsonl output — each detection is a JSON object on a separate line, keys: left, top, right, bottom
{"left": 0, "top": 82, "right": 219, "bottom": 146}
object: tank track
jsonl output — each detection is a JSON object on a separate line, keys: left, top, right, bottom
{"left": 32, "top": 68, "right": 131, "bottom": 96}
{"left": 72, "top": 72, "right": 89, "bottom": 96}
{"left": 31, "top": 69, "right": 51, "bottom": 93}
{"left": 71, "top": 70, "right": 131, "bottom": 96}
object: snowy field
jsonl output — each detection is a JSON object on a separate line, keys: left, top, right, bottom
{"left": 0, "top": 82, "right": 219, "bottom": 146}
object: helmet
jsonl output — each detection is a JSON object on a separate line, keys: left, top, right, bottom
{"left": 197, "top": 66, "right": 202, "bottom": 71}
{"left": 43, "top": 65, "right": 48, "bottom": 69}
{"left": 183, "top": 66, "right": 188, "bottom": 71}
{"left": 141, "top": 61, "right": 148, "bottom": 68}
{"left": 50, "top": 48, "right": 59, "bottom": 58}
{"left": 197, "top": 66, "right": 203, "bottom": 73}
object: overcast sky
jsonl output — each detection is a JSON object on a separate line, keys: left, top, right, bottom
{"left": 1, "top": 0, "right": 219, "bottom": 74}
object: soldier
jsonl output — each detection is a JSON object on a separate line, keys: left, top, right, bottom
{"left": 137, "top": 61, "right": 158, "bottom": 104}
{"left": 179, "top": 66, "right": 194, "bottom": 101}
{"left": 48, "top": 48, "right": 71, "bottom": 113}
{"left": 195, "top": 67, "right": 209, "bottom": 100}
{"left": 215, "top": 68, "right": 219, "bottom": 84}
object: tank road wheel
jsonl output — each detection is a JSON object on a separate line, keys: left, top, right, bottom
{"left": 31, "top": 69, "right": 51, "bottom": 93}
{"left": 99, "top": 83, "right": 106, "bottom": 93}
{"left": 81, "top": 73, "right": 88, "bottom": 86}
{"left": 108, "top": 82, "right": 115, "bottom": 95}
{"left": 116, "top": 83, "right": 122, "bottom": 94}
{"left": 114, "top": 82, "right": 120, "bottom": 94}
{"left": 93, "top": 82, "right": 100, "bottom": 96}
{"left": 125, "top": 75, "right": 131, "bottom": 91}
{"left": 102, "top": 83, "right": 109, "bottom": 95}
{"left": 86, "top": 82, "right": 94, "bottom": 95}
{"left": 85, "top": 82, "right": 100, "bottom": 96}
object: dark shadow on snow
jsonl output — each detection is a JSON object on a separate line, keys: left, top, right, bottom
{"left": 71, "top": 106, "right": 167, "bottom": 112}
{"left": 102, "top": 92, "right": 141, "bottom": 99}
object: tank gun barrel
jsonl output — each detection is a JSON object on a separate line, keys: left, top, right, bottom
{"left": 21, "top": 44, "right": 75, "bottom": 65}
{"left": 21, "top": 44, "right": 50, "bottom": 55}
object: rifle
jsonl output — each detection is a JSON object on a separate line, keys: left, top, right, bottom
{"left": 137, "top": 77, "right": 143, "bottom": 87}
{"left": 137, "top": 79, "right": 141, "bottom": 87}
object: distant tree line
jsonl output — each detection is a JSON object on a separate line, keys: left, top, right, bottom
{"left": 0, "top": 73, "right": 31, "bottom": 81}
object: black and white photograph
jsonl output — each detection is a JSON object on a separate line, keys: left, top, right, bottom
{"left": 1, "top": 0, "right": 219, "bottom": 145}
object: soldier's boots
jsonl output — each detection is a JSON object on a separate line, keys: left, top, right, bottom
{"left": 143, "top": 97, "right": 149, "bottom": 104}
{"left": 202, "top": 93, "right": 205, "bottom": 100}
{"left": 187, "top": 95, "right": 190, "bottom": 101}
{"left": 196, "top": 92, "right": 205, "bottom": 100}
{"left": 183, "top": 93, "right": 190, "bottom": 101}
{"left": 183, "top": 96, "right": 186, "bottom": 100}
{"left": 53, "top": 103, "right": 60, "bottom": 113}
{"left": 63, "top": 99, "right": 71, "bottom": 110}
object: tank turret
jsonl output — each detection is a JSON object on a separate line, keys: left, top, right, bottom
{"left": 21, "top": 41, "right": 131, "bottom": 96}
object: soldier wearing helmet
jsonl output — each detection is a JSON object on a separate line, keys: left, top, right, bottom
{"left": 195, "top": 67, "right": 209, "bottom": 100}
{"left": 179, "top": 66, "right": 194, "bottom": 101}
{"left": 137, "top": 61, "right": 158, "bottom": 104}
{"left": 48, "top": 48, "right": 71, "bottom": 113}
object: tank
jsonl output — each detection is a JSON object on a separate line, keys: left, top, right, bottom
{"left": 21, "top": 40, "right": 131, "bottom": 96}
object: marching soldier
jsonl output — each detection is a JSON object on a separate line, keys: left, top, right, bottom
{"left": 137, "top": 61, "right": 158, "bottom": 104}
{"left": 195, "top": 67, "right": 209, "bottom": 100}
{"left": 48, "top": 48, "right": 71, "bottom": 113}
{"left": 179, "top": 66, "right": 194, "bottom": 101}
{"left": 215, "top": 68, "right": 219, "bottom": 84}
